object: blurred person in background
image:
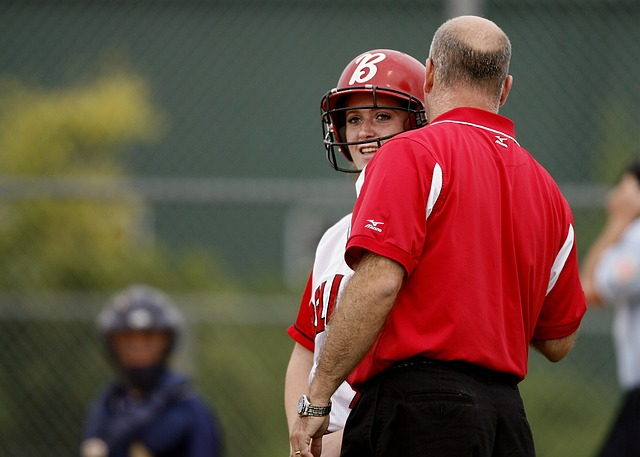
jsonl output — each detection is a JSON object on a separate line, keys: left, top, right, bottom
{"left": 581, "top": 158, "right": 640, "bottom": 457}
{"left": 284, "top": 49, "right": 427, "bottom": 456}
{"left": 80, "top": 284, "right": 222, "bottom": 457}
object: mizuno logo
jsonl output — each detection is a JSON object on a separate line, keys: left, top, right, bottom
{"left": 365, "top": 220, "right": 384, "bottom": 232}
{"left": 495, "top": 136, "right": 509, "bottom": 148}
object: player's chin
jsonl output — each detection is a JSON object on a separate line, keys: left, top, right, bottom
{"left": 355, "top": 153, "right": 376, "bottom": 168}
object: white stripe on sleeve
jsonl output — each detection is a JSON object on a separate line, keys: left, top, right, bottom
{"left": 547, "top": 224, "right": 575, "bottom": 295}
{"left": 426, "top": 163, "right": 443, "bottom": 219}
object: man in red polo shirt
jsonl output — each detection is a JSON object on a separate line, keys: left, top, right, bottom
{"left": 289, "top": 15, "right": 586, "bottom": 457}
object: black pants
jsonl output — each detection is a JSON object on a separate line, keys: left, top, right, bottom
{"left": 340, "top": 358, "right": 535, "bottom": 457}
{"left": 596, "top": 386, "right": 640, "bottom": 457}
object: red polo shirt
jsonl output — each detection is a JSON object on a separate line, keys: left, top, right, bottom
{"left": 345, "top": 107, "right": 586, "bottom": 386}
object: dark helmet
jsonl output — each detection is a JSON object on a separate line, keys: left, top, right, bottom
{"left": 98, "top": 284, "right": 183, "bottom": 338}
{"left": 320, "top": 49, "right": 427, "bottom": 173}
{"left": 98, "top": 284, "right": 184, "bottom": 390}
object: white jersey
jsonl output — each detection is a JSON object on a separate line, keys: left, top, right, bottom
{"left": 289, "top": 213, "right": 357, "bottom": 432}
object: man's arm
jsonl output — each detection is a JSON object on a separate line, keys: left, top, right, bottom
{"left": 289, "top": 251, "right": 405, "bottom": 457}
{"left": 309, "top": 251, "right": 404, "bottom": 406}
{"left": 531, "top": 333, "right": 577, "bottom": 362}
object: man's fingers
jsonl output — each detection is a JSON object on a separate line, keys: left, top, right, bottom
{"left": 289, "top": 428, "right": 311, "bottom": 457}
{"left": 289, "top": 416, "right": 329, "bottom": 457}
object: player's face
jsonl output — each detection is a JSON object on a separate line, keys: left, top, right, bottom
{"left": 110, "top": 330, "right": 170, "bottom": 368}
{"left": 344, "top": 92, "right": 409, "bottom": 170}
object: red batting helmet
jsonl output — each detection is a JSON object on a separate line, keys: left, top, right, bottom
{"left": 321, "top": 49, "right": 427, "bottom": 173}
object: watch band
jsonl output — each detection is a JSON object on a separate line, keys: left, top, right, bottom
{"left": 298, "top": 394, "right": 331, "bottom": 417}
{"left": 304, "top": 403, "right": 331, "bottom": 416}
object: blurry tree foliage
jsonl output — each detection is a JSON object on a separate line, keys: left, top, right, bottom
{"left": 0, "top": 69, "right": 232, "bottom": 292}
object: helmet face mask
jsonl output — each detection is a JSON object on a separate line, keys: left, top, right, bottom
{"left": 321, "top": 50, "right": 428, "bottom": 173}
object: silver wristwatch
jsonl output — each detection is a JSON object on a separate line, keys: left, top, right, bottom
{"left": 297, "top": 395, "right": 331, "bottom": 417}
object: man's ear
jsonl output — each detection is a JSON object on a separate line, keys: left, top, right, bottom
{"left": 499, "top": 75, "right": 513, "bottom": 107}
{"left": 424, "top": 58, "right": 435, "bottom": 95}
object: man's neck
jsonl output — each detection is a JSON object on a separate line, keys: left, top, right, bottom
{"left": 427, "top": 90, "right": 499, "bottom": 122}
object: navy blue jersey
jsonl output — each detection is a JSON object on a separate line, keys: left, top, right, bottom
{"left": 82, "top": 371, "right": 222, "bottom": 457}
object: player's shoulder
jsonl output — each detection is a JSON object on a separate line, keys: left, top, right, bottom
{"left": 315, "top": 213, "right": 352, "bottom": 258}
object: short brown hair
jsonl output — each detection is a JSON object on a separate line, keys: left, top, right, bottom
{"left": 429, "top": 18, "right": 511, "bottom": 101}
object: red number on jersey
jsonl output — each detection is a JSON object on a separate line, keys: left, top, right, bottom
{"left": 310, "top": 274, "right": 345, "bottom": 335}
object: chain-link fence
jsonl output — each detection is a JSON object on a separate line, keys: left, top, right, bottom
{"left": 0, "top": 1, "right": 639, "bottom": 456}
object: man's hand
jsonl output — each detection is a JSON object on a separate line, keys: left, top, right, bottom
{"left": 289, "top": 415, "right": 330, "bottom": 457}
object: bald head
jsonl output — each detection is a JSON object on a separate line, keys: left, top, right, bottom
{"left": 428, "top": 15, "right": 511, "bottom": 101}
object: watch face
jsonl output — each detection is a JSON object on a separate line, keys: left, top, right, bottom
{"left": 297, "top": 395, "right": 307, "bottom": 415}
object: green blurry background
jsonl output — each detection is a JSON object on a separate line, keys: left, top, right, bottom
{"left": 0, "top": 0, "right": 638, "bottom": 456}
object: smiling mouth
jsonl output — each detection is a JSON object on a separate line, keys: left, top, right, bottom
{"left": 359, "top": 146, "right": 377, "bottom": 154}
